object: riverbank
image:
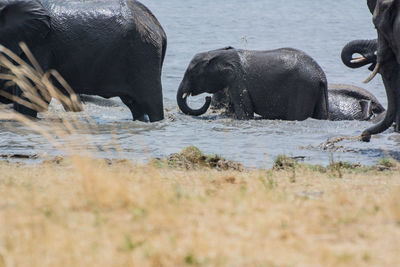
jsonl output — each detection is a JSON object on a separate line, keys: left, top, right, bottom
{"left": 0, "top": 153, "right": 399, "bottom": 266}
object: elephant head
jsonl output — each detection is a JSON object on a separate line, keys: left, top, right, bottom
{"left": 360, "top": 0, "right": 400, "bottom": 140}
{"left": 341, "top": 39, "right": 377, "bottom": 71}
{"left": 0, "top": 0, "right": 50, "bottom": 55}
{"left": 0, "top": 0, "right": 50, "bottom": 103}
{"left": 177, "top": 47, "right": 237, "bottom": 116}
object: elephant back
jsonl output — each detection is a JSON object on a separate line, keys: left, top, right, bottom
{"left": 127, "top": 0, "right": 167, "bottom": 46}
{"left": 328, "top": 84, "right": 385, "bottom": 113}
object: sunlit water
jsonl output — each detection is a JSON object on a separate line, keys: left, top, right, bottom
{"left": 1, "top": 0, "right": 399, "bottom": 168}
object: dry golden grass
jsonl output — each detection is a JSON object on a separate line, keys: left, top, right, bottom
{"left": 0, "top": 158, "right": 399, "bottom": 267}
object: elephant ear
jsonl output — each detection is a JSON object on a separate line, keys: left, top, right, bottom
{"left": 367, "top": 0, "right": 377, "bottom": 14}
{"left": 0, "top": 0, "right": 50, "bottom": 54}
{"left": 207, "top": 52, "right": 237, "bottom": 86}
{"left": 372, "top": 0, "right": 396, "bottom": 34}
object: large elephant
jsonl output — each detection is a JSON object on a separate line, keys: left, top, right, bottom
{"left": 210, "top": 84, "right": 385, "bottom": 121}
{"left": 0, "top": 0, "right": 167, "bottom": 122}
{"left": 353, "top": 0, "right": 400, "bottom": 141}
{"left": 177, "top": 47, "right": 328, "bottom": 120}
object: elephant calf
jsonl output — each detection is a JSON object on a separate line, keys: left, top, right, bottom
{"left": 177, "top": 47, "right": 328, "bottom": 120}
{"left": 328, "top": 84, "right": 385, "bottom": 121}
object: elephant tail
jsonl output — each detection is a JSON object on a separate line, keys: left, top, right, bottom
{"left": 312, "top": 77, "right": 329, "bottom": 120}
{"left": 160, "top": 34, "right": 167, "bottom": 68}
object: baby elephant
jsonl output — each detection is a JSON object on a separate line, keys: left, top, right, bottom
{"left": 177, "top": 47, "right": 328, "bottom": 120}
{"left": 328, "top": 84, "right": 385, "bottom": 121}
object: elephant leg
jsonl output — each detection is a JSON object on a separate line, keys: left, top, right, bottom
{"left": 395, "top": 89, "right": 400, "bottom": 132}
{"left": 229, "top": 86, "right": 254, "bottom": 120}
{"left": 48, "top": 78, "right": 82, "bottom": 112}
{"left": 361, "top": 61, "right": 399, "bottom": 141}
{"left": 121, "top": 50, "right": 164, "bottom": 122}
{"left": 11, "top": 53, "right": 51, "bottom": 118}
{"left": 130, "top": 72, "right": 164, "bottom": 122}
{"left": 120, "top": 96, "right": 148, "bottom": 122}
{"left": 12, "top": 85, "right": 43, "bottom": 118}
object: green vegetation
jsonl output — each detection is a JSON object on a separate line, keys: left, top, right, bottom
{"left": 151, "top": 146, "right": 244, "bottom": 171}
{"left": 272, "top": 154, "right": 399, "bottom": 174}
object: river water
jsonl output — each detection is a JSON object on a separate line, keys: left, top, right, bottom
{"left": 0, "top": 0, "right": 399, "bottom": 168}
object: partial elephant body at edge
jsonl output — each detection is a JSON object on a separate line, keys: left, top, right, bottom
{"left": 0, "top": 0, "right": 167, "bottom": 122}
{"left": 353, "top": 0, "right": 400, "bottom": 140}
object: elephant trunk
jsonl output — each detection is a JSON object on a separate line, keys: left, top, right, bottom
{"left": 341, "top": 39, "right": 377, "bottom": 69}
{"left": 177, "top": 80, "right": 211, "bottom": 116}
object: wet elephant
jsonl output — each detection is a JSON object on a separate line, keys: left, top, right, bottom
{"left": 351, "top": 0, "right": 400, "bottom": 141}
{"left": 0, "top": 0, "right": 167, "bottom": 122}
{"left": 177, "top": 47, "right": 328, "bottom": 121}
{"left": 210, "top": 84, "right": 385, "bottom": 121}
{"left": 328, "top": 84, "right": 385, "bottom": 121}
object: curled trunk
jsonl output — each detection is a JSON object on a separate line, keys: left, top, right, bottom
{"left": 341, "top": 39, "right": 377, "bottom": 70}
{"left": 176, "top": 81, "right": 211, "bottom": 116}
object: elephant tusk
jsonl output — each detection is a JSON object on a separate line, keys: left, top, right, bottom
{"left": 182, "top": 93, "right": 188, "bottom": 99}
{"left": 350, "top": 56, "right": 367, "bottom": 64}
{"left": 363, "top": 62, "right": 380, "bottom": 83}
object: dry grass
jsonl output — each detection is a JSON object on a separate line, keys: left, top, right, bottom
{"left": 0, "top": 159, "right": 399, "bottom": 267}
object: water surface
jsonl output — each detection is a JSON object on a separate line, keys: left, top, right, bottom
{"left": 1, "top": 0, "right": 399, "bottom": 168}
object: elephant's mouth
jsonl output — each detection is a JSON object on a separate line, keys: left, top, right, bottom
{"left": 351, "top": 56, "right": 367, "bottom": 64}
{"left": 182, "top": 91, "right": 201, "bottom": 97}
{"left": 350, "top": 51, "right": 377, "bottom": 64}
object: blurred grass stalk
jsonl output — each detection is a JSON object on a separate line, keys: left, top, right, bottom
{"left": 0, "top": 42, "right": 107, "bottom": 154}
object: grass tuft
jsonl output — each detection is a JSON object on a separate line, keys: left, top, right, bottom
{"left": 273, "top": 154, "right": 298, "bottom": 170}
{"left": 151, "top": 146, "right": 244, "bottom": 171}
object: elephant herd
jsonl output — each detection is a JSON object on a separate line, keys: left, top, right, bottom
{"left": 0, "top": 0, "right": 396, "bottom": 141}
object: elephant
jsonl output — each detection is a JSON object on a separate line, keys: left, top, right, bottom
{"left": 0, "top": 0, "right": 167, "bottom": 122}
{"left": 327, "top": 84, "right": 385, "bottom": 121}
{"left": 177, "top": 47, "right": 329, "bottom": 121}
{"left": 351, "top": 0, "right": 400, "bottom": 141}
{"left": 210, "top": 84, "right": 385, "bottom": 121}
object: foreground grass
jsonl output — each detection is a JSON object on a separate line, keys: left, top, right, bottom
{"left": 0, "top": 156, "right": 399, "bottom": 267}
